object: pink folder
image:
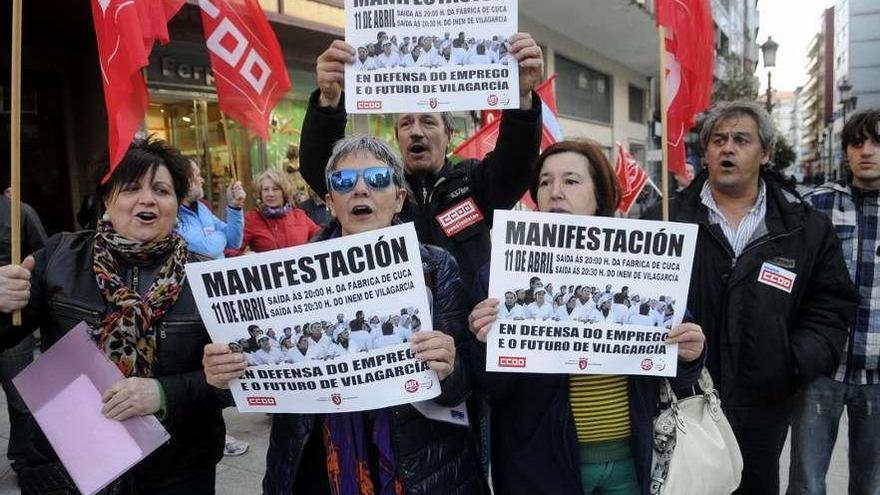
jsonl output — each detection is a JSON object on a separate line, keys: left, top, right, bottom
{"left": 13, "top": 322, "right": 170, "bottom": 495}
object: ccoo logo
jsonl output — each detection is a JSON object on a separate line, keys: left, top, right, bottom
{"left": 578, "top": 357, "right": 588, "bottom": 370}
{"left": 640, "top": 358, "right": 653, "bottom": 371}
{"left": 487, "top": 94, "right": 499, "bottom": 106}
{"left": 331, "top": 393, "right": 342, "bottom": 405}
{"left": 405, "top": 379, "right": 420, "bottom": 393}
{"left": 246, "top": 396, "right": 276, "bottom": 406}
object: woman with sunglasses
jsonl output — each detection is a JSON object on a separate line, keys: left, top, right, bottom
{"left": 230, "top": 169, "right": 320, "bottom": 255}
{"left": 467, "top": 140, "right": 706, "bottom": 495}
{"left": 202, "top": 136, "right": 485, "bottom": 495}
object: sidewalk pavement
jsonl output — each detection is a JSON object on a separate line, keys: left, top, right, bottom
{"left": 0, "top": 393, "right": 853, "bottom": 494}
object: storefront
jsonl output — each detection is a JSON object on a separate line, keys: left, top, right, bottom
{"left": 145, "top": 39, "right": 321, "bottom": 213}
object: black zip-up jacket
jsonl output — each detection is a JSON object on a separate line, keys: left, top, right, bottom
{"left": 263, "top": 221, "right": 485, "bottom": 495}
{"left": 0, "top": 231, "right": 229, "bottom": 491}
{"left": 299, "top": 89, "right": 542, "bottom": 295}
{"left": 645, "top": 170, "right": 858, "bottom": 421}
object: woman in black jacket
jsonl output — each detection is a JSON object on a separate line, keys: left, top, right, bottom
{"left": 468, "top": 140, "right": 706, "bottom": 495}
{"left": 203, "top": 135, "right": 484, "bottom": 495}
{"left": 0, "top": 138, "right": 228, "bottom": 494}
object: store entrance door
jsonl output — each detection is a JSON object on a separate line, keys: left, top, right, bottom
{"left": 146, "top": 95, "right": 256, "bottom": 215}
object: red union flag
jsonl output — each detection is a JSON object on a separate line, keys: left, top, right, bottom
{"left": 90, "top": 0, "right": 185, "bottom": 182}
{"left": 455, "top": 76, "right": 561, "bottom": 210}
{"left": 656, "top": 0, "right": 714, "bottom": 177}
{"left": 198, "top": 0, "right": 291, "bottom": 139}
{"left": 614, "top": 143, "right": 649, "bottom": 215}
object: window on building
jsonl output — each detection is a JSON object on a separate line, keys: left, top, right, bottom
{"left": 628, "top": 86, "right": 645, "bottom": 123}
{"left": 719, "top": 32, "right": 730, "bottom": 57}
{"left": 555, "top": 55, "right": 612, "bottom": 123}
{"left": 629, "top": 143, "right": 646, "bottom": 167}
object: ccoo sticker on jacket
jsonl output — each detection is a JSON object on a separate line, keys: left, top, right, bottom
{"left": 436, "top": 198, "right": 484, "bottom": 237}
{"left": 757, "top": 262, "right": 797, "bottom": 293}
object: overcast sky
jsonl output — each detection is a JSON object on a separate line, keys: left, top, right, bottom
{"left": 755, "top": 0, "right": 836, "bottom": 93}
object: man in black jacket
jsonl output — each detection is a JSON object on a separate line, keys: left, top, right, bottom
{"left": 646, "top": 102, "right": 857, "bottom": 494}
{"left": 0, "top": 193, "right": 46, "bottom": 475}
{"left": 298, "top": 34, "right": 544, "bottom": 296}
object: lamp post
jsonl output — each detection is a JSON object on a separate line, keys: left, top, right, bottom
{"left": 760, "top": 36, "right": 779, "bottom": 113}
{"left": 838, "top": 77, "right": 856, "bottom": 125}
{"left": 838, "top": 77, "right": 857, "bottom": 176}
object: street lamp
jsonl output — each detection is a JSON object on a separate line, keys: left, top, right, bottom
{"left": 837, "top": 77, "right": 857, "bottom": 176}
{"left": 838, "top": 77, "right": 856, "bottom": 124}
{"left": 760, "top": 36, "right": 779, "bottom": 113}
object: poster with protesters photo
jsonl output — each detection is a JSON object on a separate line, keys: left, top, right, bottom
{"left": 344, "top": 0, "right": 519, "bottom": 113}
{"left": 186, "top": 223, "right": 441, "bottom": 413}
{"left": 486, "top": 210, "right": 698, "bottom": 377}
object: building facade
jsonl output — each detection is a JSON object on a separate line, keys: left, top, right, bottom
{"left": 796, "top": 7, "right": 836, "bottom": 183}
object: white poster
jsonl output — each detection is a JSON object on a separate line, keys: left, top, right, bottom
{"left": 185, "top": 223, "right": 441, "bottom": 413}
{"left": 344, "top": 0, "right": 519, "bottom": 114}
{"left": 486, "top": 210, "right": 698, "bottom": 377}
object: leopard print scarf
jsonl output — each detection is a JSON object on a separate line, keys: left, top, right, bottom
{"left": 92, "top": 219, "right": 188, "bottom": 377}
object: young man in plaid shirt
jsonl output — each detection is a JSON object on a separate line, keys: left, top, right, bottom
{"left": 790, "top": 108, "right": 880, "bottom": 494}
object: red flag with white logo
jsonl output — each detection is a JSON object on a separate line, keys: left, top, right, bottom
{"left": 90, "top": 0, "right": 185, "bottom": 183}
{"left": 199, "top": 0, "right": 291, "bottom": 139}
{"left": 656, "top": 0, "right": 714, "bottom": 177}
{"left": 614, "top": 142, "right": 649, "bottom": 215}
{"left": 455, "top": 76, "right": 561, "bottom": 210}
{"left": 455, "top": 75, "right": 561, "bottom": 160}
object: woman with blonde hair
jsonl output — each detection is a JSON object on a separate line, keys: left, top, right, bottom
{"left": 232, "top": 168, "right": 320, "bottom": 254}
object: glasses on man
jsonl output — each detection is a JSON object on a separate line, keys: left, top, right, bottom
{"left": 327, "top": 166, "right": 397, "bottom": 194}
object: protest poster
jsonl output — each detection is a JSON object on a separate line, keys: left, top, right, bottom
{"left": 185, "top": 223, "right": 441, "bottom": 413}
{"left": 344, "top": 0, "right": 519, "bottom": 114}
{"left": 486, "top": 210, "right": 698, "bottom": 377}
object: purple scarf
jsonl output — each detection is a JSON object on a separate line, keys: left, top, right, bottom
{"left": 260, "top": 203, "right": 292, "bottom": 219}
{"left": 323, "top": 411, "right": 403, "bottom": 495}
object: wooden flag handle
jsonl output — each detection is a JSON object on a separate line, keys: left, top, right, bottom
{"left": 219, "top": 111, "right": 238, "bottom": 182}
{"left": 10, "top": 0, "right": 23, "bottom": 326}
{"left": 658, "top": 26, "right": 670, "bottom": 222}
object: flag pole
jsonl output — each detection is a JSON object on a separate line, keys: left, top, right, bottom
{"left": 10, "top": 0, "right": 23, "bottom": 326}
{"left": 219, "top": 110, "right": 238, "bottom": 182}
{"left": 658, "top": 26, "right": 670, "bottom": 222}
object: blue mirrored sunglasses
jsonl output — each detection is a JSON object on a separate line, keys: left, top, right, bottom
{"left": 327, "top": 166, "right": 397, "bottom": 193}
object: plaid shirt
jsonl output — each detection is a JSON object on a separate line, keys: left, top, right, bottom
{"left": 807, "top": 182, "right": 880, "bottom": 385}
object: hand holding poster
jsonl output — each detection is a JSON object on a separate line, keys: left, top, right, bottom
{"left": 345, "top": 0, "right": 519, "bottom": 113}
{"left": 186, "top": 223, "right": 441, "bottom": 413}
{"left": 486, "top": 210, "right": 698, "bottom": 377}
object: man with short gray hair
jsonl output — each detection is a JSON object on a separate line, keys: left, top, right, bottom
{"left": 646, "top": 101, "right": 858, "bottom": 494}
{"left": 299, "top": 35, "right": 544, "bottom": 296}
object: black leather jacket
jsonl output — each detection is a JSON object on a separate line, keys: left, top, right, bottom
{"left": 1, "top": 231, "right": 228, "bottom": 490}
{"left": 263, "top": 222, "right": 486, "bottom": 495}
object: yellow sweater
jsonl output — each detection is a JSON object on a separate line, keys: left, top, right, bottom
{"left": 569, "top": 375, "right": 631, "bottom": 443}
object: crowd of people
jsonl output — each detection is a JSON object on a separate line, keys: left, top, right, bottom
{"left": 0, "top": 23, "right": 875, "bottom": 495}
{"left": 232, "top": 308, "right": 425, "bottom": 365}
{"left": 499, "top": 278, "right": 676, "bottom": 327}
{"left": 354, "top": 31, "right": 511, "bottom": 70}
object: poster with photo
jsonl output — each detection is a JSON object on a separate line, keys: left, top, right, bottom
{"left": 486, "top": 210, "right": 699, "bottom": 377}
{"left": 186, "top": 223, "right": 441, "bottom": 413}
{"left": 344, "top": 0, "right": 519, "bottom": 113}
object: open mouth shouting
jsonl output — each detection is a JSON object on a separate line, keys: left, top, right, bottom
{"left": 351, "top": 204, "right": 374, "bottom": 217}
{"left": 719, "top": 159, "right": 736, "bottom": 169}
{"left": 134, "top": 211, "right": 159, "bottom": 223}
{"left": 408, "top": 142, "right": 429, "bottom": 159}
